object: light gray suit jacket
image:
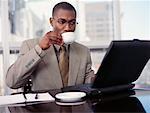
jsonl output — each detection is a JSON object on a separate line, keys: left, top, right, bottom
{"left": 6, "top": 38, "right": 95, "bottom": 91}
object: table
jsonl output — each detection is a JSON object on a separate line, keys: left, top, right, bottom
{"left": 0, "top": 88, "right": 150, "bottom": 113}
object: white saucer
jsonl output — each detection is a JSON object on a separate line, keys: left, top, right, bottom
{"left": 56, "top": 101, "right": 86, "bottom": 106}
{"left": 55, "top": 92, "right": 86, "bottom": 102}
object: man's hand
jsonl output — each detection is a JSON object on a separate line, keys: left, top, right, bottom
{"left": 39, "top": 31, "right": 63, "bottom": 50}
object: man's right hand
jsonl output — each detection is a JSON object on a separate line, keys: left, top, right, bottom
{"left": 39, "top": 31, "right": 63, "bottom": 50}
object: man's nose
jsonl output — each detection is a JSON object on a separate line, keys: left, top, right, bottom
{"left": 64, "top": 23, "right": 72, "bottom": 32}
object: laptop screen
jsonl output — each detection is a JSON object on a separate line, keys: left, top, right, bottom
{"left": 92, "top": 40, "right": 150, "bottom": 88}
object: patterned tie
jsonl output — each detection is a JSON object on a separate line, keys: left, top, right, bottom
{"left": 59, "top": 46, "right": 69, "bottom": 87}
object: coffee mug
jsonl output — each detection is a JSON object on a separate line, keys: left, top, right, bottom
{"left": 61, "top": 32, "right": 76, "bottom": 44}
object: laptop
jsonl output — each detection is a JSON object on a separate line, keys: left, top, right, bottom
{"left": 62, "top": 39, "right": 150, "bottom": 95}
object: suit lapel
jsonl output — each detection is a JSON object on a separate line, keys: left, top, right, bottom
{"left": 68, "top": 43, "right": 80, "bottom": 86}
{"left": 42, "top": 45, "right": 63, "bottom": 88}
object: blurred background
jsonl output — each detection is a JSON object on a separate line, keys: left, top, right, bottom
{"left": 0, "top": 0, "right": 149, "bottom": 95}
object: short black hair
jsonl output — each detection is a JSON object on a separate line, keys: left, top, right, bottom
{"left": 52, "top": 2, "right": 76, "bottom": 17}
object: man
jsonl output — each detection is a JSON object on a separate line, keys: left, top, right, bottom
{"left": 6, "top": 2, "right": 95, "bottom": 91}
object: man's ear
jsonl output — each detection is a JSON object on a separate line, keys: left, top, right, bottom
{"left": 49, "top": 18, "right": 53, "bottom": 27}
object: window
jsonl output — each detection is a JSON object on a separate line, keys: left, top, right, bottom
{"left": 0, "top": 0, "right": 149, "bottom": 95}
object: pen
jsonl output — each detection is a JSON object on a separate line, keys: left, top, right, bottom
{"left": 23, "top": 92, "right": 27, "bottom": 100}
{"left": 35, "top": 93, "right": 38, "bottom": 99}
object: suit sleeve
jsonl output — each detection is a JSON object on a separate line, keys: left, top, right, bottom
{"left": 5, "top": 41, "right": 46, "bottom": 89}
{"left": 84, "top": 49, "right": 96, "bottom": 83}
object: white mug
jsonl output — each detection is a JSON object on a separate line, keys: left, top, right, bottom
{"left": 61, "top": 32, "right": 76, "bottom": 44}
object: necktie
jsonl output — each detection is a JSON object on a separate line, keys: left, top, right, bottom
{"left": 59, "top": 46, "right": 69, "bottom": 87}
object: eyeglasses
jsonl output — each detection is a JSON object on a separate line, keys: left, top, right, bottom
{"left": 53, "top": 18, "right": 78, "bottom": 27}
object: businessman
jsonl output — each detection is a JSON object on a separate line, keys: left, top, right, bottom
{"left": 6, "top": 2, "right": 95, "bottom": 91}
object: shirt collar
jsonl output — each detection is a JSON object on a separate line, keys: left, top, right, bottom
{"left": 54, "top": 44, "right": 69, "bottom": 52}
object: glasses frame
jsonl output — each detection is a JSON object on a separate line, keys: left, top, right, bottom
{"left": 53, "top": 18, "right": 78, "bottom": 27}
